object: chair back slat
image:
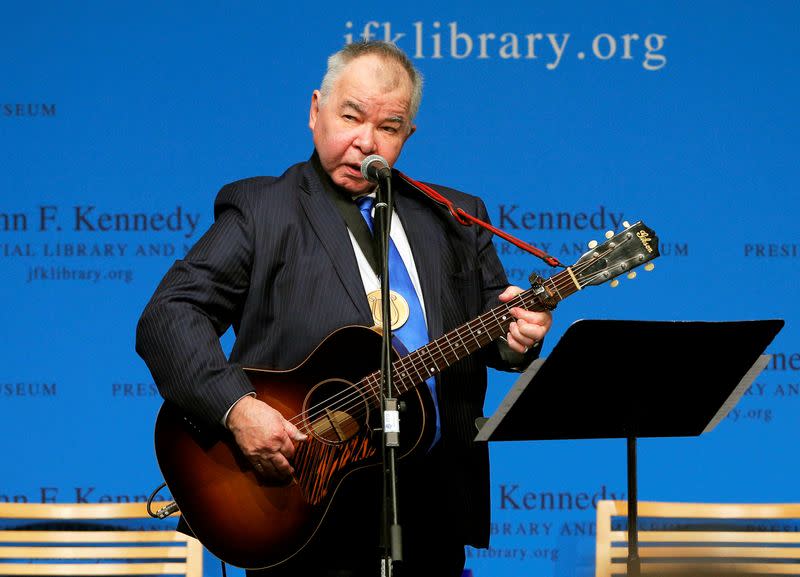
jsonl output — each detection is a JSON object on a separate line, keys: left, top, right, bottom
{"left": 597, "top": 501, "right": 800, "bottom": 577}
{"left": 0, "top": 561, "right": 190, "bottom": 575}
{"left": 0, "top": 502, "right": 201, "bottom": 577}
{"left": 0, "top": 530, "right": 186, "bottom": 542}
{"left": 0, "top": 545, "right": 191, "bottom": 558}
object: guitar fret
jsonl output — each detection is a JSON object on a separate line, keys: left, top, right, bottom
{"left": 432, "top": 339, "right": 448, "bottom": 368}
{"left": 492, "top": 307, "right": 509, "bottom": 335}
{"left": 469, "top": 319, "right": 483, "bottom": 348}
{"left": 395, "top": 358, "right": 413, "bottom": 395}
{"left": 454, "top": 332, "right": 470, "bottom": 355}
{"left": 436, "top": 334, "right": 457, "bottom": 367}
{"left": 476, "top": 315, "right": 494, "bottom": 345}
{"left": 442, "top": 333, "right": 458, "bottom": 356}
{"left": 410, "top": 356, "right": 427, "bottom": 384}
{"left": 547, "top": 276, "right": 563, "bottom": 300}
{"left": 409, "top": 345, "right": 430, "bottom": 381}
{"left": 450, "top": 335, "right": 462, "bottom": 363}
{"left": 428, "top": 353, "right": 441, "bottom": 374}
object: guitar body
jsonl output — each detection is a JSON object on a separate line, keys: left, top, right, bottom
{"left": 154, "top": 325, "right": 436, "bottom": 569}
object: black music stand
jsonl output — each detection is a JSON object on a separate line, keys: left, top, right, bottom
{"left": 475, "top": 319, "right": 784, "bottom": 577}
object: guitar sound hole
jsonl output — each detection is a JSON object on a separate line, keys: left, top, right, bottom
{"left": 304, "top": 379, "right": 370, "bottom": 445}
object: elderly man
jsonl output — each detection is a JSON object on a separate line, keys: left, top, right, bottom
{"left": 137, "top": 40, "right": 551, "bottom": 576}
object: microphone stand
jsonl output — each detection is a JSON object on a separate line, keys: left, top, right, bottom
{"left": 374, "top": 174, "right": 403, "bottom": 577}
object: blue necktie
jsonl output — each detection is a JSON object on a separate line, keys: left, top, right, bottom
{"left": 356, "top": 195, "right": 440, "bottom": 448}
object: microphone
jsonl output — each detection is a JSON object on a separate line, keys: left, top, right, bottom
{"left": 361, "top": 155, "right": 392, "bottom": 183}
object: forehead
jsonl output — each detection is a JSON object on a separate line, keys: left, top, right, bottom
{"left": 331, "top": 54, "right": 413, "bottom": 110}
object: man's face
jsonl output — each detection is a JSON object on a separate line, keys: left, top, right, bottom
{"left": 309, "top": 54, "right": 416, "bottom": 196}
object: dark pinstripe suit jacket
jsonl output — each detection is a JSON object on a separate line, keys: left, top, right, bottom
{"left": 136, "top": 155, "right": 532, "bottom": 547}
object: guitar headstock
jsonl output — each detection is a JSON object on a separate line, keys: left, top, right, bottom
{"left": 571, "top": 220, "right": 660, "bottom": 288}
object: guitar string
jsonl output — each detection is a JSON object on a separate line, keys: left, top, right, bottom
{"left": 287, "top": 247, "right": 630, "bottom": 437}
{"left": 287, "top": 242, "right": 641, "bottom": 436}
{"left": 286, "top": 247, "right": 633, "bottom": 437}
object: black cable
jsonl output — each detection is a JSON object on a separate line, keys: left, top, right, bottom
{"left": 145, "top": 481, "right": 179, "bottom": 519}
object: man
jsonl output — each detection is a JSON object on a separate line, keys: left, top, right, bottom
{"left": 137, "top": 41, "right": 552, "bottom": 576}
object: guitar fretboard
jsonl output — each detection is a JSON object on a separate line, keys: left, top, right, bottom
{"left": 361, "top": 268, "right": 580, "bottom": 405}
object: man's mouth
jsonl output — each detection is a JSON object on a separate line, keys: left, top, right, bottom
{"left": 345, "top": 163, "right": 363, "bottom": 178}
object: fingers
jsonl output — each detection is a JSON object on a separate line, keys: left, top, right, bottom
{"left": 507, "top": 319, "right": 537, "bottom": 352}
{"left": 507, "top": 319, "right": 535, "bottom": 351}
{"left": 511, "top": 307, "right": 552, "bottom": 333}
{"left": 283, "top": 417, "right": 308, "bottom": 443}
{"left": 227, "top": 397, "right": 306, "bottom": 482}
{"left": 265, "top": 417, "right": 307, "bottom": 468}
{"left": 249, "top": 428, "right": 297, "bottom": 482}
{"left": 506, "top": 307, "right": 553, "bottom": 354}
{"left": 253, "top": 449, "right": 295, "bottom": 480}
{"left": 253, "top": 414, "right": 305, "bottom": 480}
{"left": 497, "top": 285, "right": 554, "bottom": 353}
{"left": 498, "top": 285, "right": 523, "bottom": 301}
{"left": 274, "top": 425, "right": 299, "bottom": 461}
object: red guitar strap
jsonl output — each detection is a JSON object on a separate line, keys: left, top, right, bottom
{"left": 396, "top": 171, "right": 566, "bottom": 269}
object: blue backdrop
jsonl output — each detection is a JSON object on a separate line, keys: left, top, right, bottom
{"left": 2, "top": 2, "right": 798, "bottom": 576}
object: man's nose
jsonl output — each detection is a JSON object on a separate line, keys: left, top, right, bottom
{"left": 353, "top": 126, "right": 376, "bottom": 154}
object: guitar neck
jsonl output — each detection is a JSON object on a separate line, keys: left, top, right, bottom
{"left": 363, "top": 267, "right": 581, "bottom": 400}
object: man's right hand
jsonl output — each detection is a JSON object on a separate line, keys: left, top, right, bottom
{"left": 225, "top": 395, "right": 307, "bottom": 483}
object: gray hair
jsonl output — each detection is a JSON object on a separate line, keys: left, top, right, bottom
{"left": 319, "top": 41, "right": 423, "bottom": 127}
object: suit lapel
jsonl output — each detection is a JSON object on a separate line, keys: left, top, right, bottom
{"left": 395, "top": 188, "right": 444, "bottom": 340}
{"left": 297, "top": 163, "right": 373, "bottom": 323}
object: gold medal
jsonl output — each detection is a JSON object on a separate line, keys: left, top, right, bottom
{"left": 367, "top": 289, "right": 410, "bottom": 331}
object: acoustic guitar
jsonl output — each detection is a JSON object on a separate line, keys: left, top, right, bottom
{"left": 154, "top": 221, "right": 659, "bottom": 569}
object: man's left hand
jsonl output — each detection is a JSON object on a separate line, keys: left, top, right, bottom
{"left": 498, "top": 285, "right": 553, "bottom": 353}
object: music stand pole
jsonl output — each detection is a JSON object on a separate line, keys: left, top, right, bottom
{"left": 627, "top": 436, "right": 640, "bottom": 577}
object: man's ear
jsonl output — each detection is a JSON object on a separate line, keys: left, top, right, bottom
{"left": 405, "top": 123, "right": 416, "bottom": 141}
{"left": 309, "top": 90, "right": 321, "bottom": 131}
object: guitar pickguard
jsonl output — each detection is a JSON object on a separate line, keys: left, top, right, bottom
{"left": 293, "top": 432, "right": 377, "bottom": 505}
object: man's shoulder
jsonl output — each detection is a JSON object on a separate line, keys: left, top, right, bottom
{"left": 210, "top": 160, "right": 315, "bottom": 222}
{"left": 219, "top": 160, "right": 310, "bottom": 198}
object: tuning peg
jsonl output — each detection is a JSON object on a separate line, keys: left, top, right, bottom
{"left": 610, "top": 279, "right": 620, "bottom": 288}
{"left": 627, "top": 271, "right": 637, "bottom": 280}
{"left": 605, "top": 230, "right": 614, "bottom": 239}
{"left": 588, "top": 240, "right": 598, "bottom": 249}
{"left": 622, "top": 221, "right": 631, "bottom": 228}
{"left": 644, "top": 263, "right": 655, "bottom": 272}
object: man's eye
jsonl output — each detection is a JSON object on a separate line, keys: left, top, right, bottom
{"left": 343, "top": 115, "right": 357, "bottom": 121}
{"left": 382, "top": 126, "right": 398, "bottom": 134}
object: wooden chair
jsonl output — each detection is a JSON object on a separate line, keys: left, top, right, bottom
{"left": 0, "top": 501, "right": 202, "bottom": 576}
{"left": 596, "top": 500, "right": 800, "bottom": 576}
